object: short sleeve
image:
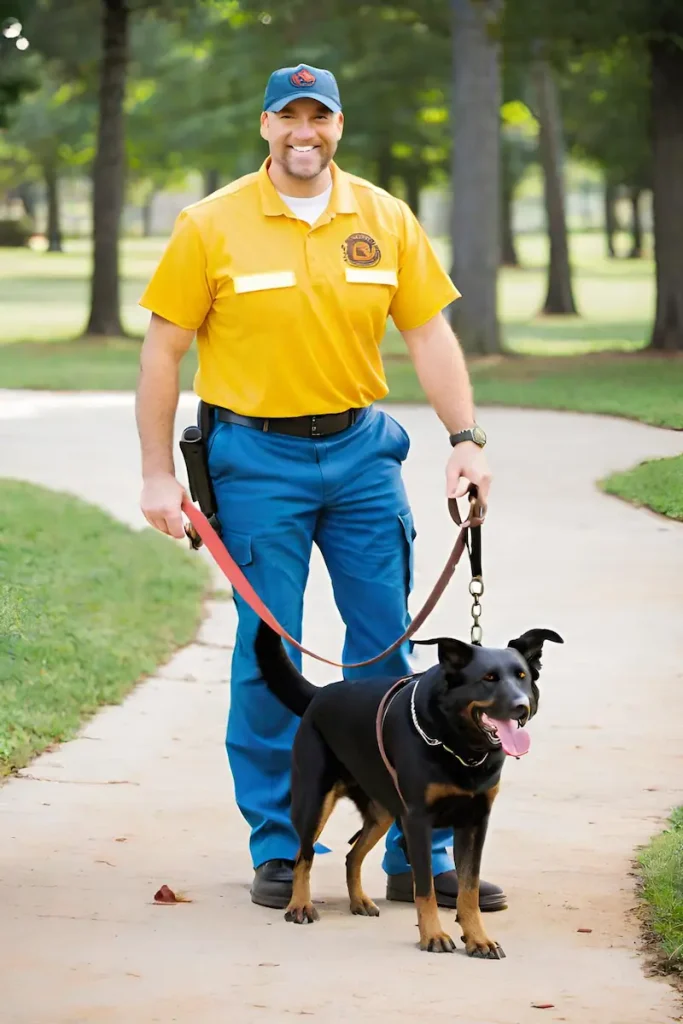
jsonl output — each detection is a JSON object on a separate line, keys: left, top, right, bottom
{"left": 138, "top": 210, "right": 213, "bottom": 330}
{"left": 389, "top": 201, "right": 461, "bottom": 332}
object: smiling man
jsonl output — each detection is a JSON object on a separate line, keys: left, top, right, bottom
{"left": 135, "top": 63, "right": 505, "bottom": 914}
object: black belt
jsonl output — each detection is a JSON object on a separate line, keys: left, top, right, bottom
{"left": 215, "top": 406, "right": 362, "bottom": 438}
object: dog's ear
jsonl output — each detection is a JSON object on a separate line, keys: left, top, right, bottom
{"left": 413, "top": 637, "right": 474, "bottom": 683}
{"left": 507, "top": 629, "right": 563, "bottom": 680}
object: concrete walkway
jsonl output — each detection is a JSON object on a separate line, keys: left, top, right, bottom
{"left": 1, "top": 392, "right": 682, "bottom": 1024}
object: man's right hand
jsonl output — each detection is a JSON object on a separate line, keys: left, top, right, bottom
{"left": 141, "top": 473, "right": 187, "bottom": 540}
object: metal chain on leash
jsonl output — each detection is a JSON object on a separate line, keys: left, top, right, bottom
{"left": 469, "top": 576, "right": 484, "bottom": 645}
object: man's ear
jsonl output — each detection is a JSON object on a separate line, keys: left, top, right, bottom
{"left": 507, "top": 628, "right": 563, "bottom": 680}
{"left": 413, "top": 637, "right": 474, "bottom": 683}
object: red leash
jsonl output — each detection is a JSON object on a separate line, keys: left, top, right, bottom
{"left": 181, "top": 493, "right": 481, "bottom": 670}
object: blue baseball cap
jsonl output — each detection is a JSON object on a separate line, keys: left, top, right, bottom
{"left": 263, "top": 63, "right": 342, "bottom": 114}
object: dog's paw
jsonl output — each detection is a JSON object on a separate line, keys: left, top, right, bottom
{"left": 284, "top": 903, "right": 319, "bottom": 925}
{"left": 350, "top": 896, "right": 380, "bottom": 917}
{"left": 463, "top": 934, "right": 506, "bottom": 959}
{"left": 420, "top": 931, "right": 456, "bottom": 953}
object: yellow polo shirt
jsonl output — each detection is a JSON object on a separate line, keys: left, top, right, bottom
{"left": 139, "top": 159, "right": 460, "bottom": 417}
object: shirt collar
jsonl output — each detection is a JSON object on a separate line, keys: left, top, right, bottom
{"left": 257, "top": 158, "right": 357, "bottom": 218}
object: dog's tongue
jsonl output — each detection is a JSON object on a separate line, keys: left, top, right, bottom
{"left": 482, "top": 715, "right": 531, "bottom": 757}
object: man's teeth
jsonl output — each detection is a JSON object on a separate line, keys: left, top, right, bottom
{"left": 292, "top": 146, "right": 315, "bottom": 152}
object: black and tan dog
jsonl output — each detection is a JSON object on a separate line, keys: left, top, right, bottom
{"left": 255, "top": 620, "right": 563, "bottom": 957}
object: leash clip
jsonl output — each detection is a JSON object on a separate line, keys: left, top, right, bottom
{"left": 469, "top": 576, "right": 484, "bottom": 646}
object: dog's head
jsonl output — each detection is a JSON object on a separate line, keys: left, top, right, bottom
{"left": 413, "top": 628, "right": 563, "bottom": 757}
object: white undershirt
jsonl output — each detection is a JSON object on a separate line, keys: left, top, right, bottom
{"left": 277, "top": 183, "right": 333, "bottom": 226}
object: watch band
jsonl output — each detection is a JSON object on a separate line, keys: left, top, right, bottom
{"left": 449, "top": 425, "right": 487, "bottom": 448}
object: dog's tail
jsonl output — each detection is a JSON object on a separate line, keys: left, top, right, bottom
{"left": 254, "top": 619, "right": 316, "bottom": 717}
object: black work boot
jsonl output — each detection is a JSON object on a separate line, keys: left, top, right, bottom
{"left": 250, "top": 859, "right": 294, "bottom": 909}
{"left": 386, "top": 869, "right": 507, "bottom": 912}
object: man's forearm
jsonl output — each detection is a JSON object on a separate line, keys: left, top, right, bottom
{"left": 401, "top": 313, "right": 476, "bottom": 435}
{"left": 135, "top": 317, "right": 193, "bottom": 479}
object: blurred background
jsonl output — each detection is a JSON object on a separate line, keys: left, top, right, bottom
{"left": 0, "top": 0, "right": 681, "bottom": 419}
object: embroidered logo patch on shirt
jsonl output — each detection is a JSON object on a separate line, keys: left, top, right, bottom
{"left": 342, "top": 232, "right": 381, "bottom": 268}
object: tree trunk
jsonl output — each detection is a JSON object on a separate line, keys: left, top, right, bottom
{"left": 17, "top": 182, "right": 37, "bottom": 222}
{"left": 141, "top": 189, "right": 156, "bottom": 237}
{"left": 86, "top": 0, "right": 128, "bottom": 337}
{"left": 649, "top": 39, "right": 683, "bottom": 351}
{"left": 203, "top": 169, "right": 219, "bottom": 196}
{"left": 450, "top": 0, "right": 502, "bottom": 354}
{"left": 532, "top": 57, "right": 577, "bottom": 315}
{"left": 376, "top": 141, "right": 393, "bottom": 193}
{"left": 501, "top": 182, "right": 519, "bottom": 266}
{"left": 628, "top": 186, "right": 643, "bottom": 259}
{"left": 44, "top": 163, "right": 63, "bottom": 252}
{"left": 604, "top": 179, "right": 618, "bottom": 258}
{"left": 404, "top": 168, "right": 420, "bottom": 216}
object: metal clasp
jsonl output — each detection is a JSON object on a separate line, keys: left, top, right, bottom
{"left": 469, "top": 575, "right": 484, "bottom": 645}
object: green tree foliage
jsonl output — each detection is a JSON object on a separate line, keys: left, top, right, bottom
{"left": 503, "top": 0, "right": 683, "bottom": 349}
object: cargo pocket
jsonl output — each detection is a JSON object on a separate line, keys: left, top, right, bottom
{"left": 223, "top": 529, "right": 253, "bottom": 568}
{"left": 398, "top": 510, "right": 417, "bottom": 595}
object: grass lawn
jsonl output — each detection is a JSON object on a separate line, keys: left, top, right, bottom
{"left": 386, "top": 353, "right": 683, "bottom": 430}
{"left": 600, "top": 454, "right": 683, "bottom": 521}
{"left": 0, "top": 230, "right": 655, "bottom": 351}
{"left": 0, "top": 479, "right": 212, "bottom": 776}
{"left": 1, "top": 231, "right": 681, "bottom": 427}
{"left": 1, "top": 229, "right": 681, "bottom": 520}
{"left": 638, "top": 807, "right": 683, "bottom": 982}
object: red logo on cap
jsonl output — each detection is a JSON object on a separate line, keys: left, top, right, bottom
{"left": 290, "top": 68, "right": 316, "bottom": 87}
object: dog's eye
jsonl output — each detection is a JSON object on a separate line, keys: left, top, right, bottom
{"left": 517, "top": 671, "right": 526, "bottom": 679}
{"left": 482, "top": 673, "right": 498, "bottom": 682}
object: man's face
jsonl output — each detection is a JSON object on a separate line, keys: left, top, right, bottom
{"left": 260, "top": 98, "right": 344, "bottom": 181}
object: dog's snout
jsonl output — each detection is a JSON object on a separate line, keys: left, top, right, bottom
{"left": 511, "top": 698, "right": 530, "bottom": 721}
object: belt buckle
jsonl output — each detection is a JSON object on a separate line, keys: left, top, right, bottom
{"left": 310, "top": 415, "right": 321, "bottom": 437}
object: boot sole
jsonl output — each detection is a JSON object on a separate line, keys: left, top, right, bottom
{"left": 250, "top": 885, "right": 292, "bottom": 910}
{"left": 386, "top": 885, "right": 507, "bottom": 913}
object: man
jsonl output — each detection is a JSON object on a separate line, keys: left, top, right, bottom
{"left": 135, "top": 63, "right": 506, "bottom": 913}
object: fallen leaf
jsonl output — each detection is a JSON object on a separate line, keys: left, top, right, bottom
{"left": 577, "top": 928, "right": 592, "bottom": 934}
{"left": 115, "top": 837, "right": 127, "bottom": 843}
{"left": 154, "top": 884, "right": 177, "bottom": 903}
{"left": 532, "top": 1004, "right": 555, "bottom": 1010}
{"left": 153, "top": 884, "right": 192, "bottom": 904}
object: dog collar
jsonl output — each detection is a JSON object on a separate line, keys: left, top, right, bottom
{"left": 410, "top": 678, "right": 489, "bottom": 768}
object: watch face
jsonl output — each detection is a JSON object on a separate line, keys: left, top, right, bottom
{"left": 472, "top": 425, "right": 487, "bottom": 446}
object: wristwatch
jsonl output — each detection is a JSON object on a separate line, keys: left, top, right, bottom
{"left": 449, "top": 424, "right": 487, "bottom": 448}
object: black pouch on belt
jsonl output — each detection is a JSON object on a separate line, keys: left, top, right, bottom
{"left": 179, "top": 400, "right": 222, "bottom": 549}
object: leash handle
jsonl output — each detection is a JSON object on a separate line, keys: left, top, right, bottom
{"left": 448, "top": 486, "right": 484, "bottom": 643}
{"left": 181, "top": 494, "right": 478, "bottom": 670}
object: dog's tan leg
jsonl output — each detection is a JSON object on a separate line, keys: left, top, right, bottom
{"left": 454, "top": 786, "right": 505, "bottom": 959}
{"left": 415, "top": 887, "right": 456, "bottom": 952}
{"left": 285, "top": 786, "right": 341, "bottom": 925}
{"left": 346, "top": 807, "right": 392, "bottom": 917}
{"left": 402, "top": 812, "right": 456, "bottom": 952}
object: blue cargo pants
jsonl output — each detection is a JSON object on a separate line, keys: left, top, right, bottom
{"left": 206, "top": 402, "right": 455, "bottom": 876}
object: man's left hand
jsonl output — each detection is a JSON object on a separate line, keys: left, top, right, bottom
{"left": 446, "top": 441, "right": 492, "bottom": 526}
